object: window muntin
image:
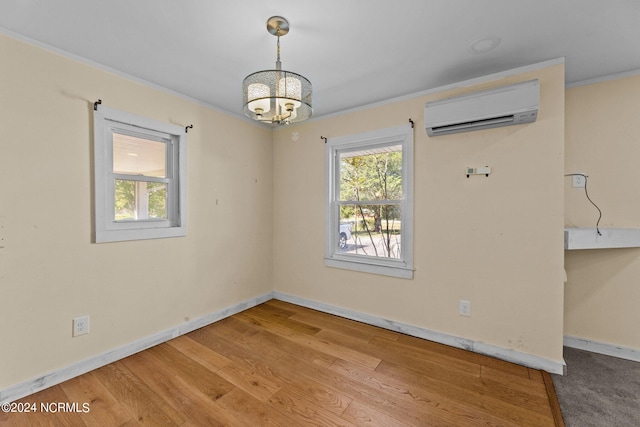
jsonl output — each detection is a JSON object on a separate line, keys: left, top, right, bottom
{"left": 325, "top": 125, "right": 413, "bottom": 278}
{"left": 94, "top": 106, "right": 187, "bottom": 243}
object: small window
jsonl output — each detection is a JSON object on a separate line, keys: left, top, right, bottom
{"left": 325, "top": 125, "right": 413, "bottom": 278}
{"left": 93, "top": 106, "right": 187, "bottom": 243}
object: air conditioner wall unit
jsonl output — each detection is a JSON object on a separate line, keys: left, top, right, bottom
{"left": 424, "top": 79, "right": 539, "bottom": 136}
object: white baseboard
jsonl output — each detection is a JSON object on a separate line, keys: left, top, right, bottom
{"left": 564, "top": 335, "right": 640, "bottom": 363}
{"left": 273, "top": 291, "right": 566, "bottom": 375}
{"left": 0, "top": 292, "right": 273, "bottom": 404}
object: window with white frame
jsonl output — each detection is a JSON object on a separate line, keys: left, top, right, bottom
{"left": 325, "top": 124, "right": 413, "bottom": 278}
{"left": 93, "top": 105, "right": 187, "bottom": 243}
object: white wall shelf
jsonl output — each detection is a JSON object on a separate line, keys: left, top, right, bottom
{"left": 565, "top": 227, "right": 640, "bottom": 250}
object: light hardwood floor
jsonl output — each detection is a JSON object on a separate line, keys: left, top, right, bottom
{"left": 1, "top": 300, "right": 563, "bottom": 426}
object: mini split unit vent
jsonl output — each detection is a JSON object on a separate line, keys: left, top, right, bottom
{"left": 425, "top": 79, "right": 539, "bottom": 136}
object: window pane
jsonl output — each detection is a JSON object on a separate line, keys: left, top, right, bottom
{"left": 115, "top": 180, "right": 167, "bottom": 221}
{"left": 339, "top": 145, "right": 402, "bottom": 201}
{"left": 113, "top": 133, "right": 166, "bottom": 177}
{"left": 338, "top": 204, "right": 401, "bottom": 259}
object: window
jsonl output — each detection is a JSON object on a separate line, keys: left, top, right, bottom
{"left": 325, "top": 124, "right": 413, "bottom": 278}
{"left": 93, "top": 106, "right": 187, "bottom": 243}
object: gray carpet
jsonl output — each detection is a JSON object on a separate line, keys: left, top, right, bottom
{"left": 551, "top": 347, "right": 640, "bottom": 427}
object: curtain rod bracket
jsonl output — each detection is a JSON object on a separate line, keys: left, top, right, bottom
{"left": 185, "top": 124, "right": 193, "bottom": 133}
{"left": 94, "top": 99, "right": 102, "bottom": 111}
{"left": 409, "top": 118, "right": 414, "bottom": 128}
{"left": 321, "top": 136, "right": 327, "bottom": 144}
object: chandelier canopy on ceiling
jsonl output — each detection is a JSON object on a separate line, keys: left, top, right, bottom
{"left": 242, "top": 16, "right": 312, "bottom": 125}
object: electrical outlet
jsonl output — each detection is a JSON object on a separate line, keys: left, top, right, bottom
{"left": 73, "top": 316, "right": 90, "bottom": 337}
{"left": 459, "top": 300, "right": 471, "bottom": 317}
{"left": 572, "top": 174, "right": 586, "bottom": 188}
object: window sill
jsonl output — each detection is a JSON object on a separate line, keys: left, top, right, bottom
{"left": 325, "top": 257, "right": 414, "bottom": 279}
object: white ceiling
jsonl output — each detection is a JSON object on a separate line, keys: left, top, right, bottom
{"left": 1, "top": 1, "right": 639, "bottom": 120}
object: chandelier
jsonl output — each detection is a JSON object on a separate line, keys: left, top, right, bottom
{"left": 242, "top": 16, "right": 312, "bottom": 125}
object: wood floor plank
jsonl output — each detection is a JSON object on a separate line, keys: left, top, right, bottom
{"left": 331, "top": 358, "right": 521, "bottom": 427}
{"left": 376, "top": 359, "right": 555, "bottom": 427}
{"left": 244, "top": 304, "right": 323, "bottom": 335}
{"left": 181, "top": 330, "right": 353, "bottom": 421}
{"left": 59, "top": 371, "right": 133, "bottom": 426}
{"left": 235, "top": 307, "right": 382, "bottom": 370}
{"left": 288, "top": 312, "right": 377, "bottom": 343}
{"left": 284, "top": 331, "right": 382, "bottom": 370}
{"left": 189, "top": 321, "right": 341, "bottom": 415}
{"left": 369, "top": 333, "right": 550, "bottom": 418}
{"left": 120, "top": 349, "right": 242, "bottom": 427}
{"left": 164, "top": 334, "right": 233, "bottom": 373}
{"left": 215, "top": 388, "right": 296, "bottom": 426}
{"left": 259, "top": 357, "right": 354, "bottom": 416}
{"left": 188, "top": 321, "right": 356, "bottom": 416}
{"left": 396, "top": 332, "right": 531, "bottom": 378}
{"left": 184, "top": 321, "right": 353, "bottom": 417}
{"left": 277, "top": 353, "right": 461, "bottom": 426}
{"left": 279, "top": 379, "right": 353, "bottom": 417}
{"left": 341, "top": 400, "right": 410, "bottom": 427}
{"left": 480, "top": 365, "right": 549, "bottom": 399}
{"left": 183, "top": 330, "right": 290, "bottom": 390}
{"left": 235, "top": 308, "right": 322, "bottom": 337}
{"left": 1, "top": 300, "right": 563, "bottom": 427}
{"left": 91, "top": 360, "right": 185, "bottom": 426}
{"left": 119, "top": 419, "right": 144, "bottom": 427}
{"left": 528, "top": 367, "right": 545, "bottom": 383}
{"left": 144, "top": 343, "right": 235, "bottom": 402}
{"left": 1, "top": 385, "right": 87, "bottom": 427}
{"left": 215, "top": 362, "right": 281, "bottom": 402}
{"left": 226, "top": 341, "right": 354, "bottom": 417}
{"left": 542, "top": 370, "right": 566, "bottom": 427}
{"left": 267, "top": 387, "right": 357, "bottom": 427}
{"left": 205, "top": 317, "right": 289, "bottom": 361}
{"left": 185, "top": 326, "right": 284, "bottom": 365}
{"left": 251, "top": 301, "right": 299, "bottom": 319}
{"left": 201, "top": 316, "right": 338, "bottom": 369}
{"left": 368, "top": 335, "right": 482, "bottom": 377}
{"left": 277, "top": 302, "right": 400, "bottom": 342}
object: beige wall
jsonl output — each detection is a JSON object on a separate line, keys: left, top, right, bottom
{"left": 564, "top": 74, "right": 640, "bottom": 350}
{"left": 273, "top": 63, "right": 566, "bottom": 363}
{"left": 0, "top": 34, "right": 273, "bottom": 388}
